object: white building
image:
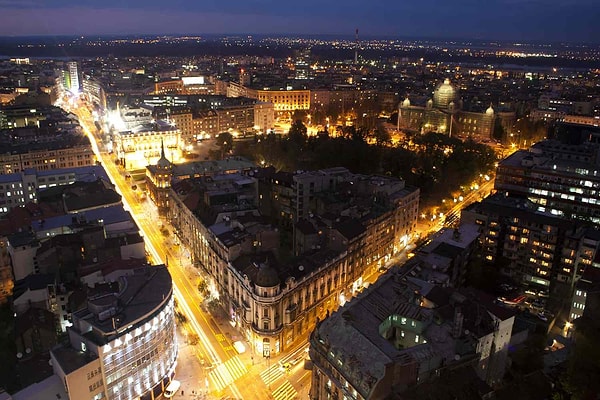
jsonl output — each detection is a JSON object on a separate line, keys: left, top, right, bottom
{"left": 67, "top": 61, "right": 80, "bottom": 94}
{"left": 113, "top": 121, "right": 183, "bottom": 171}
{"left": 51, "top": 266, "right": 177, "bottom": 400}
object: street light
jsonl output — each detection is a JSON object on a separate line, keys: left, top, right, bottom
{"left": 565, "top": 321, "right": 572, "bottom": 330}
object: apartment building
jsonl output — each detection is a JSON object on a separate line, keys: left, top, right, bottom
{"left": 168, "top": 167, "right": 419, "bottom": 354}
{"left": 494, "top": 140, "right": 600, "bottom": 225}
{"left": 309, "top": 261, "right": 514, "bottom": 399}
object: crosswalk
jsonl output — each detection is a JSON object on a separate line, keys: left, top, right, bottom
{"left": 209, "top": 356, "right": 248, "bottom": 391}
{"left": 260, "top": 364, "right": 284, "bottom": 387}
{"left": 272, "top": 381, "right": 298, "bottom": 400}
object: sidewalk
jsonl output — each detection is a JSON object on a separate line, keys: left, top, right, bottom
{"left": 174, "top": 324, "right": 211, "bottom": 399}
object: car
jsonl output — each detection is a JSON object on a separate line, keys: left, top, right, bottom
{"left": 532, "top": 299, "right": 547, "bottom": 308}
{"left": 233, "top": 341, "right": 246, "bottom": 354}
{"left": 280, "top": 362, "right": 291, "bottom": 372}
{"left": 289, "top": 353, "right": 305, "bottom": 366}
{"left": 164, "top": 380, "right": 180, "bottom": 398}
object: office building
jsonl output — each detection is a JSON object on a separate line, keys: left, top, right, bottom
{"left": 494, "top": 139, "right": 600, "bottom": 225}
{"left": 50, "top": 265, "right": 177, "bottom": 400}
{"left": 67, "top": 61, "right": 80, "bottom": 94}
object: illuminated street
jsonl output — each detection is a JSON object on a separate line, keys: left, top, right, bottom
{"left": 68, "top": 97, "right": 313, "bottom": 400}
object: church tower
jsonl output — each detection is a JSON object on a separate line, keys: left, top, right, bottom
{"left": 146, "top": 139, "right": 173, "bottom": 215}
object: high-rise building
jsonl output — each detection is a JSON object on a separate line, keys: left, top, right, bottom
{"left": 67, "top": 61, "right": 80, "bottom": 93}
{"left": 294, "top": 49, "right": 311, "bottom": 80}
{"left": 495, "top": 139, "right": 600, "bottom": 225}
{"left": 461, "top": 193, "right": 600, "bottom": 300}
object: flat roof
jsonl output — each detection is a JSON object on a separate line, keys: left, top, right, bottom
{"left": 11, "top": 374, "right": 68, "bottom": 400}
{"left": 51, "top": 344, "right": 98, "bottom": 375}
{"left": 73, "top": 266, "right": 172, "bottom": 346}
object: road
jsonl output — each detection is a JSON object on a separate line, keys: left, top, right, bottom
{"left": 67, "top": 96, "right": 498, "bottom": 400}
{"left": 69, "top": 99, "right": 309, "bottom": 400}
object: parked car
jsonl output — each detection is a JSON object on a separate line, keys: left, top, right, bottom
{"left": 164, "top": 380, "right": 180, "bottom": 398}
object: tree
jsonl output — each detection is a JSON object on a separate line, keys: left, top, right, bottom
{"left": 288, "top": 119, "right": 307, "bottom": 145}
{"left": 493, "top": 117, "right": 505, "bottom": 142}
{"left": 197, "top": 279, "right": 208, "bottom": 297}
{"left": 553, "top": 319, "right": 600, "bottom": 399}
{"left": 513, "top": 117, "right": 547, "bottom": 147}
{"left": 291, "top": 109, "right": 307, "bottom": 122}
{"left": 373, "top": 123, "right": 392, "bottom": 146}
{"left": 216, "top": 132, "right": 234, "bottom": 158}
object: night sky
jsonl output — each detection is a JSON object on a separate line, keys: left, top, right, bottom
{"left": 0, "top": 0, "right": 598, "bottom": 42}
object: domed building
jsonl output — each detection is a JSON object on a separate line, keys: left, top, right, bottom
{"left": 398, "top": 78, "right": 495, "bottom": 139}
{"left": 433, "top": 78, "right": 459, "bottom": 110}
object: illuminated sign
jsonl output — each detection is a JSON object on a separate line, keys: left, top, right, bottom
{"left": 181, "top": 76, "right": 205, "bottom": 85}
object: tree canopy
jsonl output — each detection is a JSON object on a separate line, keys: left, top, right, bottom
{"left": 235, "top": 131, "right": 496, "bottom": 207}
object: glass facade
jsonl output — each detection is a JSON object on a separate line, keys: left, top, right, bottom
{"left": 101, "top": 297, "right": 177, "bottom": 400}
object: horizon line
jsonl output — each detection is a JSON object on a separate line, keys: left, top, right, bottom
{"left": 0, "top": 33, "right": 598, "bottom": 46}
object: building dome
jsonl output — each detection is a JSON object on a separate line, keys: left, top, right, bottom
{"left": 402, "top": 97, "right": 411, "bottom": 107}
{"left": 486, "top": 104, "right": 495, "bottom": 116}
{"left": 433, "top": 78, "right": 458, "bottom": 110}
{"left": 255, "top": 261, "right": 280, "bottom": 288}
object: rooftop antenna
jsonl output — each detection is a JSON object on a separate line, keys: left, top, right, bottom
{"left": 354, "top": 28, "right": 359, "bottom": 64}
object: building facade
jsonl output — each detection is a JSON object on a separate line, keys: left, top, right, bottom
{"left": 51, "top": 266, "right": 177, "bottom": 400}
{"left": 0, "top": 165, "right": 105, "bottom": 214}
{"left": 67, "top": 61, "right": 80, "bottom": 94}
{"left": 494, "top": 139, "right": 600, "bottom": 225}
{"left": 398, "top": 79, "right": 495, "bottom": 138}
{"left": 82, "top": 76, "right": 107, "bottom": 110}
{"left": 257, "top": 89, "right": 310, "bottom": 113}
{"left": 461, "top": 194, "right": 600, "bottom": 301}
{"left": 113, "top": 121, "right": 183, "bottom": 171}
{"left": 168, "top": 168, "right": 419, "bottom": 354}
{"left": 309, "top": 261, "right": 514, "bottom": 400}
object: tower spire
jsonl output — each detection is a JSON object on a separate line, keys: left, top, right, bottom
{"left": 161, "top": 137, "right": 166, "bottom": 159}
{"left": 354, "top": 28, "right": 359, "bottom": 64}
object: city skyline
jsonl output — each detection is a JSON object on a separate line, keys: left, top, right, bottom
{"left": 0, "top": 0, "right": 598, "bottom": 43}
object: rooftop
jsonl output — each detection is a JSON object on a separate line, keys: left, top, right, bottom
{"left": 71, "top": 265, "right": 172, "bottom": 346}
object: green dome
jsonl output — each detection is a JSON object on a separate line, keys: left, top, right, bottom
{"left": 433, "top": 79, "right": 458, "bottom": 110}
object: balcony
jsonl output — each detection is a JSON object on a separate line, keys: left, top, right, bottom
{"left": 251, "top": 322, "right": 284, "bottom": 335}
